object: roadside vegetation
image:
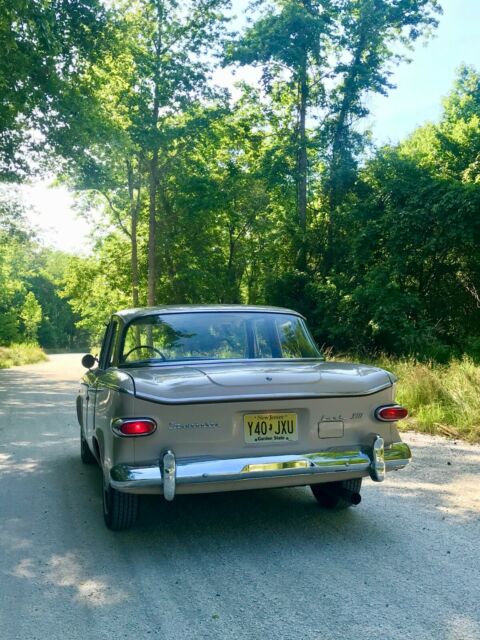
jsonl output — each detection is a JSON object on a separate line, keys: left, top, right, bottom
{"left": 343, "top": 355, "right": 480, "bottom": 443}
{"left": 0, "top": 343, "right": 47, "bottom": 369}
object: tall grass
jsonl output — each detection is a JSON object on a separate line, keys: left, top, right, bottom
{"left": 352, "top": 354, "right": 480, "bottom": 443}
{"left": 0, "top": 343, "right": 47, "bottom": 369}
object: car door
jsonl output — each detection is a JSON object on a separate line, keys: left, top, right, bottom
{"left": 84, "top": 319, "right": 117, "bottom": 442}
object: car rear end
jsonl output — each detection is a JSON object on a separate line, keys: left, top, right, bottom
{"left": 105, "top": 377, "right": 411, "bottom": 499}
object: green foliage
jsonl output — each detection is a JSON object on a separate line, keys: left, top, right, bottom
{"left": 267, "top": 66, "right": 480, "bottom": 361}
{"left": 0, "top": 343, "right": 47, "bottom": 369}
{"left": 0, "top": 0, "right": 109, "bottom": 178}
{"left": 0, "top": 188, "right": 85, "bottom": 349}
{"left": 379, "top": 356, "right": 480, "bottom": 443}
{"left": 332, "top": 352, "right": 480, "bottom": 442}
{"left": 62, "top": 249, "right": 133, "bottom": 345}
{"left": 20, "top": 292, "right": 42, "bottom": 343}
{"left": 402, "top": 65, "right": 480, "bottom": 184}
{"left": 325, "top": 150, "right": 480, "bottom": 356}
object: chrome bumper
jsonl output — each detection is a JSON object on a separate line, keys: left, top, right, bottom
{"left": 109, "top": 440, "right": 412, "bottom": 500}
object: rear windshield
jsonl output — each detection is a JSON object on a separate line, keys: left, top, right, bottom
{"left": 120, "top": 312, "right": 321, "bottom": 365}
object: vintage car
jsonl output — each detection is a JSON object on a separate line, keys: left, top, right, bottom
{"left": 77, "top": 305, "right": 411, "bottom": 530}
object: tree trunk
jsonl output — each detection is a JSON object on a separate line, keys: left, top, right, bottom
{"left": 325, "top": 105, "right": 348, "bottom": 273}
{"left": 225, "top": 226, "right": 238, "bottom": 303}
{"left": 325, "top": 21, "right": 368, "bottom": 272}
{"left": 127, "top": 159, "right": 140, "bottom": 308}
{"left": 147, "top": 149, "right": 158, "bottom": 306}
{"left": 147, "top": 1, "right": 163, "bottom": 306}
{"left": 296, "top": 60, "right": 308, "bottom": 271}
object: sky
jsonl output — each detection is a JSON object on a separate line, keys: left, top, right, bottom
{"left": 21, "top": 0, "right": 480, "bottom": 255}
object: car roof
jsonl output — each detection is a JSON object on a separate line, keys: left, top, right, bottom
{"left": 114, "top": 305, "right": 304, "bottom": 323}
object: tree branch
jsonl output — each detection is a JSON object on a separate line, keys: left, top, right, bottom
{"left": 96, "top": 190, "right": 131, "bottom": 239}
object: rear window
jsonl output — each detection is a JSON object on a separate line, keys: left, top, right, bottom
{"left": 120, "top": 312, "right": 321, "bottom": 364}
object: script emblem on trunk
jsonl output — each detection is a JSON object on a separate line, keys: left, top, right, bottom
{"left": 168, "top": 421, "right": 220, "bottom": 431}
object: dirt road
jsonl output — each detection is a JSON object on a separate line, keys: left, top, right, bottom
{"left": 0, "top": 354, "right": 479, "bottom": 640}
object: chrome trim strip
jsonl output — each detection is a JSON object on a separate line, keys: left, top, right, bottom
{"left": 109, "top": 441, "right": 411, "bottom": 491}
{"left": 133, "top": 383, "right": 393, "bottom": 406}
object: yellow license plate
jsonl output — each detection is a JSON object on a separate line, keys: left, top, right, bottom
{"left": 244, "top": 413, "right": 298, "bottom": 444}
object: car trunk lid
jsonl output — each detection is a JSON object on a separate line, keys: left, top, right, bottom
{"left": 127, "top": 360, "right": 393, "bottom": 404}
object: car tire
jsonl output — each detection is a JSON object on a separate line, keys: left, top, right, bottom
{"left": 103, "top": 477, "right": 139, "bottom": 531}
{"left": 80, "top": 429, "right": 97, "bottom": 465}
{"left": 310, "top": 478, "right": 362, "bottom": 510}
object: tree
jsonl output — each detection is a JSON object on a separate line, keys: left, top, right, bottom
{"left": 227, "top": 0, "right": 338, "bottom": 268}
{"left": 50, "top": 0, "right": 230, "bottom": 305}
{"left": 0, "top": 0, "right": 108, "bottom": 178}
{"left": 402, "top": 65, "right": 480, "bottom": 183}
{"left": 304, "top": 67, "right": 480, "bottom": 358}
{"left": 323, "top": 0, "right": 441, "bottom": 270}
{"left": 0, "top": 187, "right": 82, "bottom": 348}
{"left": 20, "top": 292, "right": 43, "bottom": 343}
{"left": 228, "top": 0, "right": 441, "bottom": 273}
{"left": 0, "top": 187, "right": 31, "bottom": 344}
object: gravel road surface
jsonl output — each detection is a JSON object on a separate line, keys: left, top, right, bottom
{"left": 0, "top": 354, "right": 479, "bottom": 640}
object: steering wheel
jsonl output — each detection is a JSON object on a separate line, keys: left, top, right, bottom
{"left": 123, "top": 345, "right": 166, "bottom": 361}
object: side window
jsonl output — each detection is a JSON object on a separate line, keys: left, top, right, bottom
{"left": 252, "top": 318, "right": 274, "bottom": 358}
{"left": 98, "top": 324, "right": 110, "bottom": 366}
{"left": 275, "top": 318, "right": 311, "bottom": 358}
{"left": 99, "top": 320, "right": 118, "bottom": 369}
{"left": 106, "top": 322, "right": 118, "bottom": 367}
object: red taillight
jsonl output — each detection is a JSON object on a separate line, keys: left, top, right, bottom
{"left": 375, "top": 405, "right": 408, "bottom": 422}
{"left": 112, "top": 418, "right": 157, "bottom": 437}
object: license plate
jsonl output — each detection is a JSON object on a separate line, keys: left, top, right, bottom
{"left": 244, "top": 412, "right": 298, "bottom": 443}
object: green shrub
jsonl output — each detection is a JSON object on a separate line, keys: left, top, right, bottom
{"left": 334, "top": 353, "right": 480, "bottom": 443}
{"left": 0, "top": 343, "right": 47, "bottom": 369}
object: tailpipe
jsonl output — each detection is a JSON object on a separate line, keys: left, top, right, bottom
{"left": 320, "top": 485, "right": 362, "bottom": 505}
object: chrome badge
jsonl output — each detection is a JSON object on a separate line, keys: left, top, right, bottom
{"left": 168, "top": 421, "right": 220, "bottom": 431}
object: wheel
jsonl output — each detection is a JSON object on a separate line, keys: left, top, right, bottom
{"left": 311, "top": 478, "right": 363, "bottom": 510}
{"left": 103, "top": 476, "right": 139, "bottom": 531}
{"left": 80, "top": 429, "right": 97, "bottom": 465}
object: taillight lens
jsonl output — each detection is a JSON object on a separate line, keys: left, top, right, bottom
{"left": 112, "top": 418, "right": 157, "bottom": 437}
{"left": 375, "top": 405, "right": 408, "bottom": 421}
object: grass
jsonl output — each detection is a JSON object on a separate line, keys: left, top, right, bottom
{"left": 0, "top": 343, "right": 48, "bottom": 369}
{"left": 335, "top": 353, "right": 480, "bottom": 443}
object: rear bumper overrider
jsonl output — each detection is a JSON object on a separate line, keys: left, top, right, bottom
{"left": 109, "top": 438, "right": 412, "bottom": 500}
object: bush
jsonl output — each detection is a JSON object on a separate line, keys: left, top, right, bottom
{"left": 0, "top": 343, "right": 47, "bottom": 369}
{"left": 337, "top": 353, "right": 480, "bottom": 443}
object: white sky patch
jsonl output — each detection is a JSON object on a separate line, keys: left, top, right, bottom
{"left": 212, "top": 65, "right": 262, "bottom": 99}
{"left": 20, "top": 182, "right": 95, "bottom": 255}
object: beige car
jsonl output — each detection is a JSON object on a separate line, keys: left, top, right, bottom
{"left": 77, "top": 305, "right": 411, "bottom": 530}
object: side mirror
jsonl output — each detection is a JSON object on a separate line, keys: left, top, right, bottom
{"left": 81, "top": 354, "right": 97, "bottom": 369}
